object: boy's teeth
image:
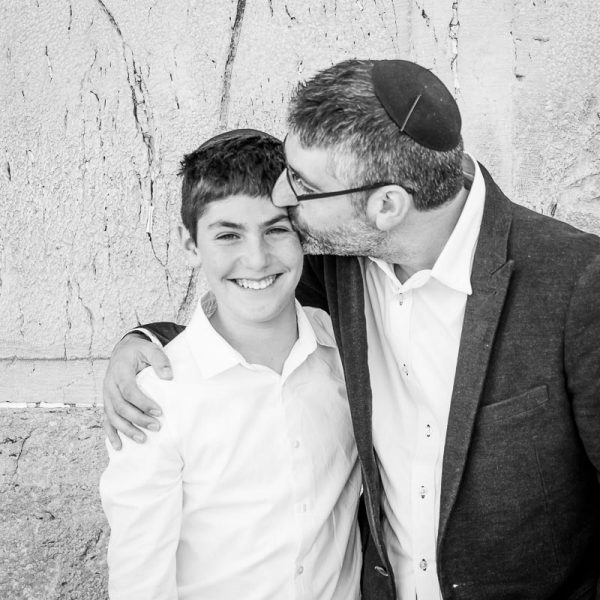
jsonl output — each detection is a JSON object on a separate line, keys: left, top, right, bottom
{"left": 235, "top": 276, "right": 277, "bottom": 290}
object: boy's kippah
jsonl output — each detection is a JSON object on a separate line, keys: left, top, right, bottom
{"left": 198, "top": 129, "right": 281, "bottom": 151}
{"left": 372, "top": 60, "right": 461, "bottom": 151}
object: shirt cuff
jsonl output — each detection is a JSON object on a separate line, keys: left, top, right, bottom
{"left": 128, "top": 328, "right": 164, "bottom": 348}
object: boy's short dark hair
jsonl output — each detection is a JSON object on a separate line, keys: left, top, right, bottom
{"left": 180, "top": 130, "right": 285, "bottom": 242}
{"left": 287, "top": 59, "right": 464, "bottom": 212}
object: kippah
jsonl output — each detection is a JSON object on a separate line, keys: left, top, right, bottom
{"left": 198, "top": 128, "right": 281, "bottom": 151}
{"left": 372, "top": 60, "right": 461, "bottom": 151}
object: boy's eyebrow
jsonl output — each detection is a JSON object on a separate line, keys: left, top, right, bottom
{"left": 262, "top": 215, "right": 291, "bottom": 227}
{"left": 208, "top": 220, "right": 244, "bottom": 230}
{"left": 207, "top": 215, "right": 291, "bottom": 230}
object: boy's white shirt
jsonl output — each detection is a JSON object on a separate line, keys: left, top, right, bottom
{"left": 100, "top": 300, "right": 362, "bottom": 600}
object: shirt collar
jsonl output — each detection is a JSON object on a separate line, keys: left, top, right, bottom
{"left": 430, "top": 153, "right": 485, "bottom": 294}
{"left": 185, "top": 297, "right": 244, "bottom": 379}
{"left": 368, "top": 153, "right": 485, "bottom": 296}
{"left": 185, "top": 294, "right": 331, "bottom": 379}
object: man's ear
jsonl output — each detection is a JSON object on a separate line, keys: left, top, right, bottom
{"left": 365, "top": 185, "right": 412, "bottom": 231}
{"left": 178, "top": 225, "right": 202, "bottom": 267}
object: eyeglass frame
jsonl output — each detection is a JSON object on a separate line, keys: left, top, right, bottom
{"left": 285, "top": 166, "right": 409, "bottom": 202}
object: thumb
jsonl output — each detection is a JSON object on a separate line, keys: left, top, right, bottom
{"left": 139, "top": 343, "right": 173, "bottom": 380}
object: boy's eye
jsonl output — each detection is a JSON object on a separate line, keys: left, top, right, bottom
{"left": 268, "top": 226, "right": 293, "bottom": 235}
{"left": 215, "top": 233, "right": 239, "bottom": 241}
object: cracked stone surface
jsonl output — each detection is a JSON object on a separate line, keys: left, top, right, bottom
{"left": 2, "top": 0, "right": 600, "bottom": 359}
{"left": 0, "top": 408, "right": 108, "bottom": 599}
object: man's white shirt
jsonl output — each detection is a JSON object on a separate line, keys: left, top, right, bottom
{"left": 360, "top": 156, "right": 485, "bottom": 600}
{"left": 100, "top": 301, "right": 362, "bottom": 600}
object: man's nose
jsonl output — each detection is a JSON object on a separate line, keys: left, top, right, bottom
{"left": 271, "top": 170, "right": 298, "bottom": 207}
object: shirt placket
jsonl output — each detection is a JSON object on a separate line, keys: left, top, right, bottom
{"left": 281, "top": 375, "right": 313, "bottom": 600}
{"left": 409, "top": 287, "right": 443, "bottom": 600}
{"left": 391, "top": 282, "right": 442, "bottom": 600}
{"left": 387, "top": 282, "right": 421, "bottom": 600}
{"left": 411, "top": 412, "right": 441, "bottom": 599}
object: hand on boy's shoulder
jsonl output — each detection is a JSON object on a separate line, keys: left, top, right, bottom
{"left": 134, "top": 366, "right": 167, "bottom": 414}
{"left": 134, "top": 328, "right": 201, "bottom": 414}
{"left": 136, "top": 363, "right": 162, "bottom": 388}
{"left": 136, "top": 331, "right": 191, "bottom": 386}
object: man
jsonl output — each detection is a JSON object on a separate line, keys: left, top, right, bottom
{"left": 103, "top": 59, "right": 600, "bottom": 599}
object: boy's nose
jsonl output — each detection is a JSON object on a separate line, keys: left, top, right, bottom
{"left": 271, "top": 171, "right": 298, "bottom": 207}
{"left": 243, "top": 238, "right": 271, "bottom": 270}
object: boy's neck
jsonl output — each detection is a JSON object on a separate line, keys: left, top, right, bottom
{"left": 209, "top": 302, "right": 299, "bottom": 375}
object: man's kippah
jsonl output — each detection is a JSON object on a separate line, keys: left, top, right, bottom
{"left": 372, "top": 60, "right": 461, "bottom": 151}
{"left": 198, "top": 128, "right": 281, "bottom": 151}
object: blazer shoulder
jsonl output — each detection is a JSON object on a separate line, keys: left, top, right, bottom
{"left": 508, "top": 200, "right": 600, "bottom": 267}
{"left": 480, "top": 163, "right": 600, "bottom": 266}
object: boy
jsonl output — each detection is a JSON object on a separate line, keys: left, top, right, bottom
{"left": 100, "top": 129, "right": 362, "bottom": 599}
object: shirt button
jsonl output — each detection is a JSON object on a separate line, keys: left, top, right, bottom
{"left": 426, "top": 424, "right": 431, "bottom": 438}
{"left": 398, "top": 293, "right": 404, "bottom": 305}
{"left": 402, "top": 363, "right": 409, "bottom": 376}
{"left": 419, "top": 558, "right": 428, "bottom": 571}
{"left": 419, "top": 485, "right": 427, "bottom": 499}
{"left": 293, "top": 440, "right": 300, "bottom": 448}
{"left": 297, "top": 566, "right": 304, "bottom": 575}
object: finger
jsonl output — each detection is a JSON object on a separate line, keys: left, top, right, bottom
{"left": 103, "top": 416, "right": 122, "bottom": 451}
{"left": 104, "top": 407, "right": 148, "bottom": 443}
{"left": 142, "top": 344, "right": 173, "bottom": 380}
{"left": 104, "top": 387, "right": 151, "bottom": 442}
{"left": 103, "top": 379, "right": 128, "bottom": 426}
{"left": 119, "top": 380, "right": 163, "bottom": 419}
{"left": 112, "top": 388, "right": 161, "bottom": 431}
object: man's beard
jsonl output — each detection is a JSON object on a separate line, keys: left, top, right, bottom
{"left": 289, "top": 206, "right": 386, "bottom": 257}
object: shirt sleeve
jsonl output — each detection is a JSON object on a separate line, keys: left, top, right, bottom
{"left": 129, "top": 327, "right": 166, "bottom": 348}
{"left": 100, "top": 374, "right": 183, "bottom": 600}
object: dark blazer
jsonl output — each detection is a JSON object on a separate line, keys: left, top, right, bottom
{"left": 146, "top": 165, "right": 600, "bottom": 599}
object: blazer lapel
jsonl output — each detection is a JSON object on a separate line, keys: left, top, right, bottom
{"left": 323, "top": 255, "right": 389, "bottom": 564}
{"left": 437, "top": 166, "right": 515, "bottom": 549}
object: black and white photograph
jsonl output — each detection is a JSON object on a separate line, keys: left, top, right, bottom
{"left": 1, "top": 1, "right": 600, "bottom": 599}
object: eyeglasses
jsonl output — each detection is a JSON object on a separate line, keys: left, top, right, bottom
{"left": 285, "top": 166, "right": 398, "bottom": 202}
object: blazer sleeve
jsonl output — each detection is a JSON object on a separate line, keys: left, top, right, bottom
{"left": 100, "top": 372, "right": 182, "bottom": 599}
{"left": 132, "top": 322, "right": 186, "bottom": 347}
{"left": 564, "top": 252, "right": 600, "bottom": 484}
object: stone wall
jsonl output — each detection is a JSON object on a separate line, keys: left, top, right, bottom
{"left": 1, "top": 0, "right": 599, "bottom": 597}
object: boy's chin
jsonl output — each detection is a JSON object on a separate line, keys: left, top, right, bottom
{"left": 240, "top": 294, "right": 296, "bottom": 318}
{"left": 237, "top": 305, "right": 294, "bottom": 325}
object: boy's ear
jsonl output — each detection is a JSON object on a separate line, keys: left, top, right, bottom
{"left": 365, "top": 185, "right": 412, "bottom": 232}
{"left": 178, "top": 225, "right": 202, "bottom": 267}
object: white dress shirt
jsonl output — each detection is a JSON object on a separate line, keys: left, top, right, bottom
{"left": 360, "top": 156, "right": 485, "bottom": 599}
{"left": 100, "top": 301, "right": 362, "bottom": 600}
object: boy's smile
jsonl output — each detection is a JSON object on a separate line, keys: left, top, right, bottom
{"left": 233, "top": 275, "right": 279, "bottom": 290}
{"left": 182, "top": 194, "right": 303, "bottom": 330}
